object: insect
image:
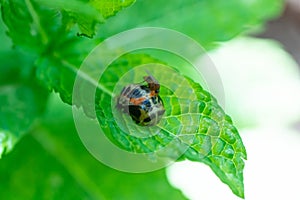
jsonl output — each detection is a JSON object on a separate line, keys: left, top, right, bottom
{"left": 116, "top": 73, "right": 165, "bottom": 126}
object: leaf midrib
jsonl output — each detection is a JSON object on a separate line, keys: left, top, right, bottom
{"left": 25, "top": 0, "right": 49, "bottom": 45}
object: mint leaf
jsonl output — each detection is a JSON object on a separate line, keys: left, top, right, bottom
{"left": 0, "top": 49, "right": 48, "bottom": 158}
{"left": 0, "top": 95, "right": 187, "bottom": 200}
{"left": 36, "top": 50, "right": 246, "bottom": 197}
{"left": 34, "top": 0, "right": 135, "bottom": 38}
{"left": 1, "top": 0, "right": 56, "bottom": 52}
{"left": 96, "top": 54, "right": 247, "bottom": 198}
{"left": 60, "top": 0, "right": 135, "bottom": 37}
{"left": 0, "top": 0, "right": 135, "bottom": 51}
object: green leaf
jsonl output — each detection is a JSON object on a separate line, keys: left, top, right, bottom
{"left": 90, "top": 0, "right": 136, "bottom": 19}
{"left": 36, "top": 50, "right": 246, "bottom": 198}
{"left": 182, "top": 80, "right": 246, "bottom": 197}
{"left": 1, "top": 0, "right": 66, "bottom": 53}
{"left": 96, "top": 54, "right": 247, "bottom": 198}
{"left": 98, "top": 0, "right": 284, "bottom": 49}
{"left": 60, "top": 0, "right": 136, "bottom": 37}
{"left": 0, "top": 20, "right": 48, "bottom": 158}
{"left": 0, "top": 95, "right": 187, "bottom": 200}
{"left": 34, "top": 0, "right": 135, "bottom": 38}
{"left": 0, "top": 50, "right": 48, "bottom": 158}
{"left": 0, "top": 0, "right": 135, "bottom": 51}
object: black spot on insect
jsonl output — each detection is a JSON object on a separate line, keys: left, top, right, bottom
{"left": 143, "top": 117, "right": 151, "bottom": 123}
{"left": 140, "top": 85, "right": 150, "bottom": 92}
{"left": 151, "top": 96, "right": 157, "bottom": 104}
{"left": 129, "top": 105, "right": 141, "bottom": 124}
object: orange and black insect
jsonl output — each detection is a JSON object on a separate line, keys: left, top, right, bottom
{"left": 117, "top": 73, "right": 165, "bottom": 126}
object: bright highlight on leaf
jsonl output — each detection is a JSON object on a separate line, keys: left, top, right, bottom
{"left": 0, "top": 131, "right": 15, "bottom": 158}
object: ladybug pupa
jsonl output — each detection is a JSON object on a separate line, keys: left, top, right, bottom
{"left": 116, "top": 73, "right": 165, "bottom": 126}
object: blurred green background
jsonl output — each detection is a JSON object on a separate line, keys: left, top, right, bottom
{"left": 2, "top": 0, "right": 300, "bottom": 199}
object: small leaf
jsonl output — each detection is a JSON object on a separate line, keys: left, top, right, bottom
{"left": 91, "top": 0, "right": 136, "bottom": 19}
{"left": 60, "top": 0, "right": 136, "bottom": 37}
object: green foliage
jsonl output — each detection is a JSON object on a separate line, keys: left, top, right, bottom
{"left": 98, "top": 0, "right": 283, "bottom": 49}
{"left": 35, "top": 37, "right": 100, "bottom": 105}
{"left": 0, "top": 0, "right": 134, "bottom": 51}
{"left": 0, "top": 0, "right": 284, "bottom": 199}
{"left": 36, "top": 48, "right": 247, "bottom": 196}
{"left": 0, "top": 96, "right": 186, "bottom": 200}
{"left": 0, "top": 45, "right": 48, "bottom": 157}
